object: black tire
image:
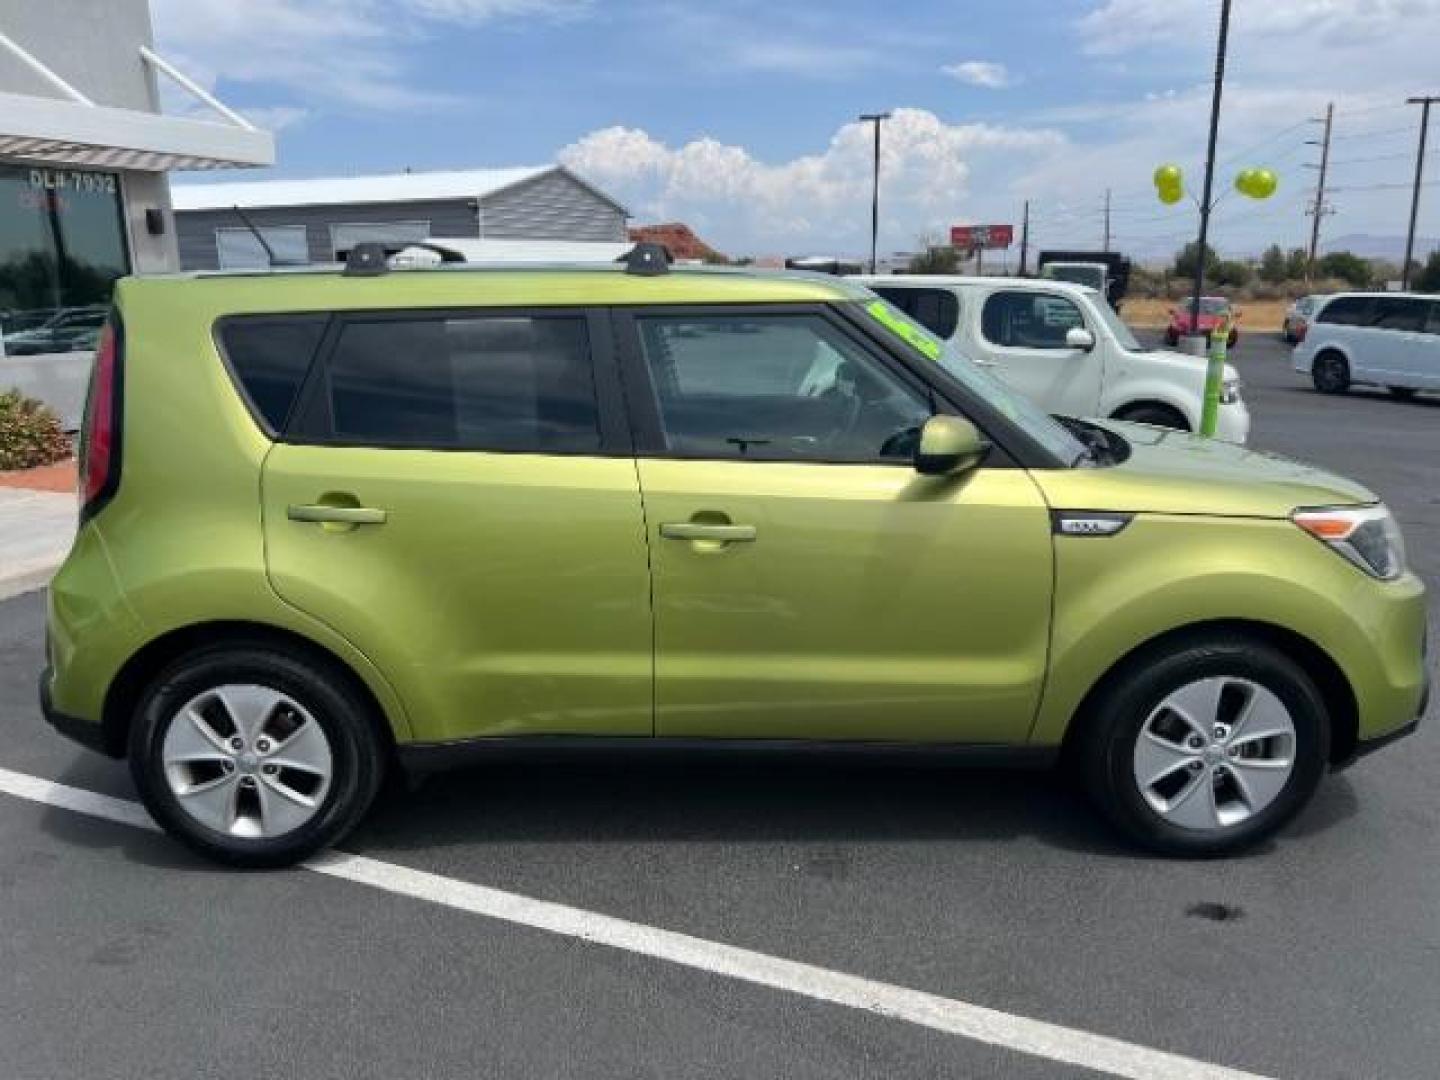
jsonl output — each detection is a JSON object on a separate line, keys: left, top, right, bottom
{"left": 1163, "top": 330, "right": 1179, "bottom": 347}
{"left": 1388, "top": 386, "right": 1418, "bottom": 401}
{"left": 1227, "top": 330, "right": 1239, "bottom": 348}
{"left": 129, "top": 645, "right": 385, "bottom": 868}
{"left": 1077, "top": 635, "right": 1330, "bottom": 856}
{"left": 1312, "top": 351, "right": 1350, "bottom": 394}
{"left": 1114, "top": 402, "right": 1189, "bottom": 431}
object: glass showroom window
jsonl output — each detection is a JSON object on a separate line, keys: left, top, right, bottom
{"left": 0, "top": 165, "right": 129, "bottom": 357}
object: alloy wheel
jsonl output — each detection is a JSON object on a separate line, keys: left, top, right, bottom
{"left": 161, "top": 684, "right": 333, "bottom": 839}
{"left": 1131, "top": 677, "right": 1297, "bottom": 832}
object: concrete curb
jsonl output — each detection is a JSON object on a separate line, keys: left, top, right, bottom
{"left": 0, "top": 554, "right": 64, "bottom": 603}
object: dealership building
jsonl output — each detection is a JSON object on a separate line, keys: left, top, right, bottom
{"left": 0, "top": 0, "right": 273, "bottom": 423}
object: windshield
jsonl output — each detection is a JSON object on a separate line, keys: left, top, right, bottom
{"left": 1184, "top": 298, "right": 1229, "bottom": 315}
{"left": 855, "top": 298, "right": 1090, "bottom": 466}
{"left": 1091, "top": 296, "right": 1146, "bottom": 351}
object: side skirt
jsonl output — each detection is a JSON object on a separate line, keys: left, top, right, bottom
{"left": 397, "top": 735, "right": 1059, "bottom": 777}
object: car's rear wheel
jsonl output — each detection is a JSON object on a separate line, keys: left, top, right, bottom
{"left": 1163, "top": 330, "right": 1180, "bottom": 347}
{"left": 129, "top": 645, "right": 385, "bottom": 868}
{"left": 1312, "top": 351, "right": 1350, "bottom": 394}
{"left": 1388, "top": 386, "right": 1418, "bottom": 400}
{"left": 1114, "top": 402, "right": 1189, "bottom": 431}
{"left": 1077, "top": 636, "right": 1329, "bottom": 856}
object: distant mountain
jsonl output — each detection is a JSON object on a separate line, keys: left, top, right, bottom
{"left": 1319, "top": 234, "right": 1440, "bottom": 261}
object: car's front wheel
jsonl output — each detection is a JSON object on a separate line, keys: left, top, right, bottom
{"left": 1077, "top": 636, "right": 1329, "bottom": 856}
{"left": 129, "top": 645, "right": 385, "bottom": 868}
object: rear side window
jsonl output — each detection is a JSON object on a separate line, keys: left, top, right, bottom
{"left": 981, "top": 291, "right": 1085, "bottom": 349}
{"left": 870, "top": 287, "right": 960, "bottom": 339}
{"left": 299, "top": 313, "right": 599, "bottom": 453}
{"left": 219, "top": 315, "right": 328, "bottom": 432}
{"left": 1316, "top": 296, "right": 1374, "bottom": 326}
{"left": 1368, "top": 297, "right": 1428, "bottom": 332}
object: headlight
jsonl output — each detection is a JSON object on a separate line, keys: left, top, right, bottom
{"left": 1220, "top": 377, "right": 1242, "bottom": 404}
{"left": 1292, "top": 505, "right": 1407, "bottom": 581}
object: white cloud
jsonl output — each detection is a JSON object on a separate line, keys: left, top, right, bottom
{"left": 942, "top": 61, "right": 1013, "bottom": 89}
{"left": 561, "top": 108, "right": 1063, "bottom": 254}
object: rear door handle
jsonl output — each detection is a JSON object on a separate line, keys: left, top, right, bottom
{"left": 659, "top": 523, "right": 756, "bottom": 542}
{"left": 287, "top": 504, "right": 387, "bottom": 525}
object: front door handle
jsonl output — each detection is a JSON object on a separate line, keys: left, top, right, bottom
{"left": 287, "top": 504, "right": 387, "bottom": 525}
{"left": 659, "top": 522, "right": 756, "bottom": 543}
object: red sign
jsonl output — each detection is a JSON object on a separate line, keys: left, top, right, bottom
{"left": 950, "top": 224, "right": 1014, "bottom": 250}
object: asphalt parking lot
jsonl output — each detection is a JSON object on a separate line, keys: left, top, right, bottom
{"left": 1, "top": 331, "right": 1435, "bottom": 1080}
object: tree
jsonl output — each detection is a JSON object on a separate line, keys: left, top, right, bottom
{"left": 1213, "top": 260, "right": 1252, "bottom": 287}
{"left": 1258, "top": 244, "right": 1287, "bottom": 284}
{"left": 1285, "top": 248, "right": 1310, "bottom": 280}
{"left": 1416, "top": 249, "right": 1440, "bottom": 293}
{"left": 907, "top": 246, "right": 960, "bottom": 274}
{"left": 1173, "top": 241, "right": 1220, "bottom": 280}
{"left": 1317, "top": 251, "right": 1372, "bottom": 288}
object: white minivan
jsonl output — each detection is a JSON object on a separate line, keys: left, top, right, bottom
{"left": 1293, "top": 292, "right": 1440, "bottom": 399}
{"left": 854, "top": 276, "right": 1250, "bottom": 443}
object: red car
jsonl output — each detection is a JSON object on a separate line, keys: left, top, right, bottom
{"left": 1164, "top": 296, "right": 1240, "bottom": 347}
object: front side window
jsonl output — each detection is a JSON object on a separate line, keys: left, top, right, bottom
{"left": 635, "top": 314, "right": 931, "bottom": 462}
{"left": 303, "top": 313, "right": 599, "bottom": 452}
{"left": 981, "top": 291, "right": 1086, "bottom": 349}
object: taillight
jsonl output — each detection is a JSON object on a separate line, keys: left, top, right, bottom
{"left": 79, "top": 314, "right": 122, "bottom": 522}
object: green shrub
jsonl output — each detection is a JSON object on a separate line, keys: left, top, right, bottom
{"left": 0, "top": 389, "right": 72, "bottom": 471}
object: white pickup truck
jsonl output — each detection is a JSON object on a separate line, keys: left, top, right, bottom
{"left": 852, "top": 275, "right": 1250, "bottom": 443}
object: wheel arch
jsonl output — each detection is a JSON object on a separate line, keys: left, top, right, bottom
{"left": 101, "top": 621, "right": 402, "bottom": 762}
{"left": 1059, "top": 618, "right": 1359, "bottom": 767}
{"left": 1109, "top": 397, "right": 1193, "bottom": 431}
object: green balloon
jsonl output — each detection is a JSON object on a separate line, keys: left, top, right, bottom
{"left": 1154, "top": 163, "right": 1183, "bottom": 188}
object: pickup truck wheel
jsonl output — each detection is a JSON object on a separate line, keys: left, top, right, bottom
{"left": 1114, "top": 403, "right": 1189, "bottom": 431}
{"left": 1388, "top": 386, "right": 1418, "bottom": 400}
{"left": 129, "top": 646, "right": 385, "bottom": 868}
{"left": 1312, "top": 351, "right": 1350, "bottom": 394}
{"left": 1078, "top": 636, "right": 1329, "bottom": 856}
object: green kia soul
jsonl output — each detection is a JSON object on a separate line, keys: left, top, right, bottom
{"left": 42, "top": 245, "right": 1429, "bottom": 866}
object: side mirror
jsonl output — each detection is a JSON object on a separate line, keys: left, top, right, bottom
{"left": 1065, "top": 327, "right": 1096, "bottom": 351}
{"left": 914, "top": 415, "right": 989, "bottom": 476}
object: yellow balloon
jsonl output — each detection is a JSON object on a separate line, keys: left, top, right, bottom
{"left": 1250, "top": 169, "right": 1278, "bottom": 198}
{"left": 1235, "top": 168, "right": 1257, "bottom": 195}
{"left": 1158, "top": 182, "right": 1184, "bottom": 205}
{"left": 1154, "top": 163, "right": 1183, "bottom": 188}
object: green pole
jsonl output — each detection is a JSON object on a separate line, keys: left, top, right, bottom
{"left": 1200, "top": 313, "right": 1228, "bottom": 437}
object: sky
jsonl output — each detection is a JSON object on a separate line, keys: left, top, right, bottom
{"left": 153, "top": 0, "right": 1440, "bottom": 262}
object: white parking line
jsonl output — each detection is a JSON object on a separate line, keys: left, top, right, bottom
{"left": 0, "top": 764, "right": 1271, "bottom": 1080}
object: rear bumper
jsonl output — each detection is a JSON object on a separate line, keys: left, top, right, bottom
{"left": 40, "top": 666, "right": 118, "bottom": 757}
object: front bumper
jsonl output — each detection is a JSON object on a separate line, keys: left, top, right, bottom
{"left": 1213, "top": 400, "right": 1251, "bottom": 444}
{"left": 1338, "top": 625, "right": 1430, "bottom": 769}
{"left": 39, "top": 666, "right": 117, "bottom": 757}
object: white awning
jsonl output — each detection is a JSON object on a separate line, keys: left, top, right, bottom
{"left": 0, "top": 89, "right": 274, "bottom": 172}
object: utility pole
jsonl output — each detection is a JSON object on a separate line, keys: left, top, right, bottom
{"left": 1305, "top": 102, "right": 1334, "bottom": 281}
{"left": 1402, "top": 96, "right": 1437, "bottom": 290}
{"left": 1019, "top": 199, "right": 1031, "bottom": 276}
{"left": 858, "top": 112, "right": 891, "bottom": 274}
{"left": 1189, "top": 0, "right": 1232, "bottom": 332}
{"left": 1103, "top": 188, "right": 1112, "bottom": 252}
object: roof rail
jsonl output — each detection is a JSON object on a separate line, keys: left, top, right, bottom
{"left": 619, "top": 242, "right": 672, "bottom": 276}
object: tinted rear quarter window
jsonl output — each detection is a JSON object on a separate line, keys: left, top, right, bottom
{"left": 1368, "top": 297, "right": 1428, "bottom": 332}
{"left": 219, "top": 315, "right": 329, "bottom": 432}
{"left": 871, "top": 287, "right": 960, "bottom": 339}
{"left": 298, "top": 313, "right": 600, "bottom": 453}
